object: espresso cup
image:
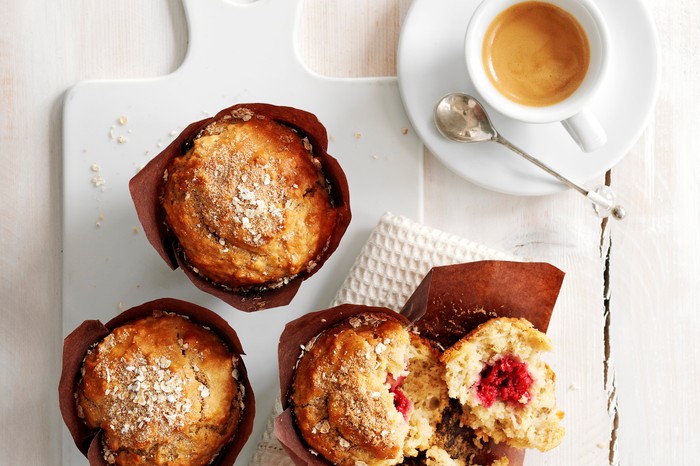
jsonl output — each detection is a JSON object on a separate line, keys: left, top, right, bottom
{"left": 465, "top": 0, "right": 610, "bottom": 152}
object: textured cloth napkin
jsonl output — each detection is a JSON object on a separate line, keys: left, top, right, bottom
{"left": 249, "top": 212, "right": 514, "bottom": 465}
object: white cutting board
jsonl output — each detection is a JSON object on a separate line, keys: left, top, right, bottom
{"left": 61, "top": 0, "right": 422, "bottom": 464}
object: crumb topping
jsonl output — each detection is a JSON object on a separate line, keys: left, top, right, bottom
{"left": 178, "top": 117, "right": 316, "bottom": 249}
{"left": 209, "top": 138, "right": 289, "bottom": 245}
{"left": 86, "top": 333, "right": 198, "bottom": 442}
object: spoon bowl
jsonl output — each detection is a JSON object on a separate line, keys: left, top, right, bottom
{"left": 433, "top": 92, "right": 626, "bottom": 220}
{"left": 434, "top": 93, "right": 497, "bottom": 143}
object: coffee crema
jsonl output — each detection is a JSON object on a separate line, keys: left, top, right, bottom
{"left": 483, "top": 1, "right": 590, "bottom": 107}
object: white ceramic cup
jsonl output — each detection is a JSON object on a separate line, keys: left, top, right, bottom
{"left": 465, "top": 0, "right": 610, "bottom": 152}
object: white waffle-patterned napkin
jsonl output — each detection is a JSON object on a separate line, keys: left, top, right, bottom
{"left": 249, "top": 212, "right": 514, "bottom": 465}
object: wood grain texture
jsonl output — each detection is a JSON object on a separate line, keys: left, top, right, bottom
{"left": 0, "top": 0, "right": 697, "bottom": 465}
{"left": 298, "top": 0, "right": 411, "bottom": 77}
{"left": 0, "top": 1, "right": 185, "bottom": 465}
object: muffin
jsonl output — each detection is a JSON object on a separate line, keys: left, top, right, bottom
{"left": 441, "top": 318, "right": 565, "bottom": 452}
{"left": 60, "top": 299, "right": 255, "bottom": 466}
{"left": 281, "top": 307, "right": 454, "bottom": 466}
{"left": 290, "top": 312, "right": 414, "bottom": 466}
{"left": 276, "top": 262, "right": 566, "bottom": 466}
{"left": 161, "top": 111, "right": 336, "bottom": 290}
{"left": 130, "top": 103, "right": 351, "bottom": 311}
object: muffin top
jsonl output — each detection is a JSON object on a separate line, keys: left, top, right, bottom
{"left": 290, "top": 313, "right": 413, "bottom": 466}
{"left": 75, "top": 311, "right": 244, "bottom": 466}
{"left": 161, "top": 110, "right": 337, "bottom": 290}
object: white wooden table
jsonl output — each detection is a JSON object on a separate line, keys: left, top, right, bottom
{"left": 1, "top": 0, "right": 698, "bottom": 464}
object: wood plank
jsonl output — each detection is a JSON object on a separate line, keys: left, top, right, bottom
{"left": 608, "top": 0, "right": 700, "bottom": 463}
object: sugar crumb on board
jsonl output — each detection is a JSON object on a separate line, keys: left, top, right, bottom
{"left": 90, "top": 163, "right": 106, "bottom": 190}
{"left": 95, "top": 214, "right": 105, "bottom": 228}
{"left": 109, "top": 115, "right": 130, "bottom": 143}
{"left": 91, "top": 175, "right": 106, "bottom": 190}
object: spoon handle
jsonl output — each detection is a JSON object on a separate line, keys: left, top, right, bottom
{"left": 495, "top": 135, "right": 626, "bottom": 220}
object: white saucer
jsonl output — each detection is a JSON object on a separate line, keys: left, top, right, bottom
{"left": 397, "top": 0, "right": 660, "bottom": 196}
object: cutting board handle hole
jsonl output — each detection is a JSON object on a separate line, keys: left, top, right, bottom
{"left": 296, "top": 0, "right": 410, "bottom": 78}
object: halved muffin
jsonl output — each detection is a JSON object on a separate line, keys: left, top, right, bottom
{"left": 441, "top": 318, "right": 564, "bottom": 452}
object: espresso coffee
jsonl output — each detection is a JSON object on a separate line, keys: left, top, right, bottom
{"left": 483, "top": 1, "right": 590, "bottom": 107}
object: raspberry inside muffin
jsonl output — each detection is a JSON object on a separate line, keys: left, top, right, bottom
{"left": 476, "top": 354, "right": 534, "bottom": 407}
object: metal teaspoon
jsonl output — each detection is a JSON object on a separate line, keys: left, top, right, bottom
{"left": 433, "top": 92, "right": 626, "bottom": 220}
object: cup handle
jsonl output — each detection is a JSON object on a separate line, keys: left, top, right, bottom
{"left": 561, "top": 108, "right": 607, "bottom": 153}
